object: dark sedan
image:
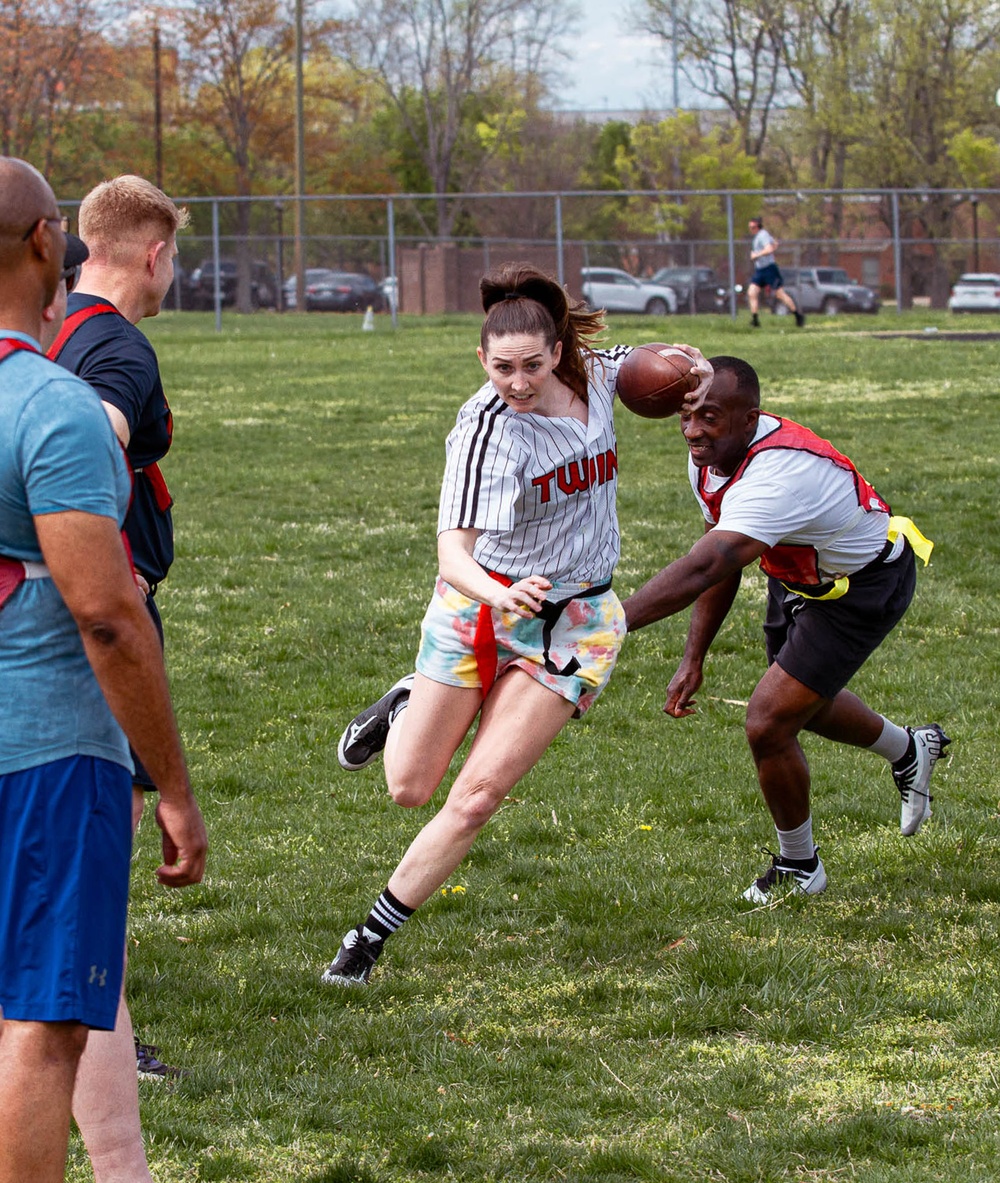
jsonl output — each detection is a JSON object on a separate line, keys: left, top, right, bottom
{"left": 283, "top": 269, "right": 386, "bottom": 312}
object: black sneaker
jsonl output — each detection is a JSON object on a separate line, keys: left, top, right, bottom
{"left": 743, "top": 847, "right": 827, "bottom": 905}
{"left": 135, "top": 1038, "right": 186, "bottom": 1081}
{"left": 794, "top": 310, "right": 806, "bottom": 327}
{"left": 893, "top": 723, "right": 951, "bottom": 836}
{"left": 337, "top": 674, "right": 414, "bottom": 770}
{"left": 320, "top": 925, "right": 384, "bottom": 985}
{"left": 750, "top": 313, "right": 760, "bottom": 327}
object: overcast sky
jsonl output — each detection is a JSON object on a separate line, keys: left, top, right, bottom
{"left": 555, "top": 0, "right": 674, "bottom": 112}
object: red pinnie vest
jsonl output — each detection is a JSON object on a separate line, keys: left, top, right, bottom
{"left": 696, "top": 416, "right": 890, "bottom": 588}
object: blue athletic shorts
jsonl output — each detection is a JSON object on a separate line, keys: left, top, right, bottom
{"left": 763, "top": 542, "right": 917, "bottom": 699}
{"left": 751, "top": 262, "right": 783, "bottom": 290}
{"left": 0, "top": 755, "right": 132, "bottom": 1029}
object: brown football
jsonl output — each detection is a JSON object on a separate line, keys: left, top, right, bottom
{"left": 615, "top": 344, "right": 700, "bottom": 419}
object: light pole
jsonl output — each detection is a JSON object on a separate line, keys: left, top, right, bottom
{"left": 293, "top": 0, "right": 306, "bottom": 313}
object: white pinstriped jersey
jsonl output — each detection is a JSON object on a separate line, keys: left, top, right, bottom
{"left": 437, "top": 346, "right": 631, "bottom": 584}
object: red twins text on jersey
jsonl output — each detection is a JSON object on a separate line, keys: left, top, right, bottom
{"left": 531, "top": 447, "right": 618, "bottom": 503}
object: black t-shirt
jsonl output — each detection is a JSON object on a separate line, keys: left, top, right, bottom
{"left": 54, "top": 295, "right": 174, "bottom": 584}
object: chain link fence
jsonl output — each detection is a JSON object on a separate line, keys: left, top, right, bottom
{"left": 67, "top": 187, "right": 997, "bottom": 323}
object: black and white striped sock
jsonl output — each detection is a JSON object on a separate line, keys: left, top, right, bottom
{"left": 361, "top": 887, "right": 415, "bottom": 944}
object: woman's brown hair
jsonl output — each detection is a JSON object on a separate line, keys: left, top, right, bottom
{"left": 479, "top": 262, "right": 606, "bottom": 401}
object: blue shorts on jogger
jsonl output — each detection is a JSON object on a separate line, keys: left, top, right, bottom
{"left": 751, "top": 262, "right": 784, "bottom": 290}
{"left": 0, "top": 755, "right": 132, "bottom": 1030}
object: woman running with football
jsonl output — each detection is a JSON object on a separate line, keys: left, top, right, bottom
{"left": 321, "top": 262, "right": 709, "bottom": 985}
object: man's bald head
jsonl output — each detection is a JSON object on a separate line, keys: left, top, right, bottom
{"left": 0, "top": 157, "right": 65, "bottom": 329}
{"left": 0, "top": 158, "right": 58, "bottom": 249}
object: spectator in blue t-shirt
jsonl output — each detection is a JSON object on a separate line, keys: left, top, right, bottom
{"left": 0, "top": 156, "right": 206, "bottom": 1183}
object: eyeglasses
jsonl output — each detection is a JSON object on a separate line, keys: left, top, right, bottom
{"left": 20, "top": 216, "right": 64, "bottom": 241}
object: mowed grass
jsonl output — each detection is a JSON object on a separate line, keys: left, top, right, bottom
{"left": 66, "top": 307, "right": 1000, "bottom": 1182}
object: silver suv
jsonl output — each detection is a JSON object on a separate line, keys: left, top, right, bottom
{"left": 770, "top": 267, "right": 880, "bottom": 316}
{"left": 580, "top": 268, "right": 678, "bottom": 315}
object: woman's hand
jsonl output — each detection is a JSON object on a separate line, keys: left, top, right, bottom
{"left": 493, "top": 574, "right": 552, "bottom": 618}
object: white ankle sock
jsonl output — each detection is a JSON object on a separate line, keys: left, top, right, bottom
{"left": 868, "top": 717, "right": 910, "bottom": 764}
{"left": 776, "top": 817, "right": 816, "bottom": 862}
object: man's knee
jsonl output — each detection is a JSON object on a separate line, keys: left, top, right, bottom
{"left": 745, "top": 700, "right": 801, "bottom": 758}
{"left": 1, "top": 1019, "right": 89, "bottom": 1066}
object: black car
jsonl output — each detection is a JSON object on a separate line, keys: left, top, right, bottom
{"left": 650, "top": 266, "right": 730, "bottom": 314}
{"left": 187, "top": 258, "right": 279, "bottom": 310}
{"left": 283, "top": 269, "right": 386, "bottom": 312}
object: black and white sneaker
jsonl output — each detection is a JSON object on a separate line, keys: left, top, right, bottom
{"left": 743, "top": 847, "right": 827, "bottom": 905}
{"left": 893, "top": 723, "right": 951, "bottom": 837}
{"left": 135, "top": 1038, "right": 186, "bottom": 1081}
{"left": 337, "top": 674, "right": 414, "bottom": 770}
{"left": 320, "top": 926, "right": 383, "bottom": 985}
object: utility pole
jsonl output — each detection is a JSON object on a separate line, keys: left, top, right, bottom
{"left": 294, "top": 0, "right": 306, "bottom": 312}
{"left": 153, "top": 25, "right": 163, "bottom": 189}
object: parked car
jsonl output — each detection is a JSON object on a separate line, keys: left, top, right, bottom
{"left": 187, "top": 258, "right": 278, "bottom": 310}
{"left": 767, "top": 266, "right": 880, "bottom": 315}
{"left": 650, "top": 265, "right": 730, "bottom": 313}
{"left": 580, "top": 267, "right": 678, "bottom": 315}
{"left": 283, "top": 269, "right": 386, "bottom": 312}
{"left": 947, "top": 273, "right": 1000, "bottom": 313}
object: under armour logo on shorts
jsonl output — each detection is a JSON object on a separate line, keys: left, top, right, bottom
{"left": 89, "top": 965, "right": 108, "bottom": 987}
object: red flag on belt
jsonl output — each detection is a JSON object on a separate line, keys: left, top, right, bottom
{"left": 0, "top": 557, "right": 26, "bottom": 611}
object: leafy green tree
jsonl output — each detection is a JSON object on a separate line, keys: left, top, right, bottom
{"left": 612, "top": 113, "right": 763, "bottom": 245}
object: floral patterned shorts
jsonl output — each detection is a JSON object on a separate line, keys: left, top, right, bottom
{"left": 416, "top": 576, "right": 626, "bottom": 717}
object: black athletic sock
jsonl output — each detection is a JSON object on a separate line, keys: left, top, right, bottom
{"left": 361, "top": 887, "right": 415, "bottom": 943}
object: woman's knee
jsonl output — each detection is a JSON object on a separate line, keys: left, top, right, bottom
{"left": 443, "top": 777, "right": 507, "bottom": 833}
{"left": 385, "top": 764, "right": 440, "bottom": 809}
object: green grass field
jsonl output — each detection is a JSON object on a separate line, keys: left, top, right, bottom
{"left": 66, "top": 308, "right": 1000, "bottom": 1182}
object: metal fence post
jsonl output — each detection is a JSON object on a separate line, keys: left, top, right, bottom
{"left": 211, "top": 199, "right": 221, "bottom": 333}
{"left": 892, "top": 190, "right": 903, "bottom": 314}
{"left": 725, "top": 192, "right": 737, "bottom": 318}
{"left": 555, "top": 194, "right": 564, "bottom": 288}
{"left": 387, "top": 196, "right": 397, "bottom": 328}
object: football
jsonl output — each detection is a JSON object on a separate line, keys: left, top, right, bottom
{"left": 615, "top": 344, "right": 701, "bottom": 419}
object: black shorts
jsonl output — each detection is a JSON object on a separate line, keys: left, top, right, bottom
{"left": 763, "top": 541, "right": 916, "bottom": 699}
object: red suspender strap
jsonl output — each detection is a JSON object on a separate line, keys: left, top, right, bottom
{"left": 135, "top": 461, "right": 173, "bottom": 512}
{"left": 45, "top": 302, "right": 119, "bottom": 362}
{"left": 46, "top": 305, "right": 173, "bottom": 514}
{"left": 0, "top": 339, "right": 37, "bottom": 608}
{"left": 0, "top": 338, "right": 39, "bottom": 363}
{"left": 473, "top": 572, "right": 514, "bottom": 698}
